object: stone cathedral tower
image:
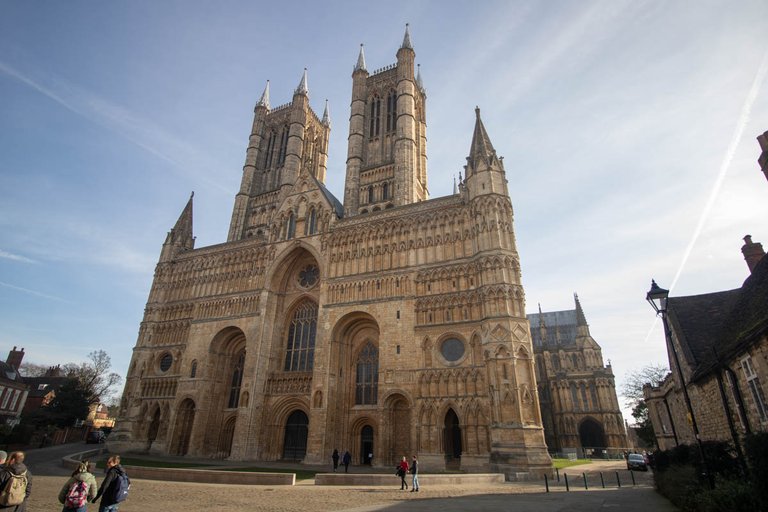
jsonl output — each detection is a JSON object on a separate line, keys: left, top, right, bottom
{"left": 111, "top": 26, "right": 552, "bottom": 480}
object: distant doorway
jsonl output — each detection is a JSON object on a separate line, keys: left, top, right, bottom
{"left": 360, "top": 425, "right": 374, "bottom": 465}
{"left": 444, "top": 409, "right": 462, "bottom": 460}
{"left": 578, "top": 418, "right": 607, "bottom": 458}
{"left": 173, "top": 399, "right": 195, "bottom": 456}
{"left": 283, "top": 410, "right": 309, "bottom": 460}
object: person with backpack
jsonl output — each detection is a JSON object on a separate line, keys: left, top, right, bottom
{"left": 58, "top": 461, "right": 97, "bottom": 512}
{"left": 92, "top": 455, "right": 130, "bottom": 512}
{"left": 0, "top": 451, "right": 32, "bottom": 511}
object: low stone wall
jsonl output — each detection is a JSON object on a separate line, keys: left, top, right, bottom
{"left": 120, "top": 467, "right": 295, "bottom": 486}
{"left": 315, "top": 473, "right": 504, "bottom": 486}
{"left": 62, "top": 450, "right": 295, "bottom": 486}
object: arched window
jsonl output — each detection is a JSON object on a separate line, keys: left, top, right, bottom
{"left": 386, "top": 91, "right": 397, "bottom": 132}
{"left": 369, "top": 97, "right": 381, "bottom": 137}
{"left": 190, "top": 360, "right": 197, "bottom": 378}
{"left": 368, "top": 186, "right": 374, "bottom": 204}
{"left": 580, "top": 383, "right": 589, "bottom": 411}
{"left": 590, "top": 382, "right": 599, "bottom": 409}
{"left": 264, "top": 130, "right": 276, "bottom": 169}
{"left": 228, "top": 350, "right": 245, "bottom": 408}
{"left": 286, "top": 212, "right": 296, "bottom": 240}
{"left": 382, "top": 182, "right": 389, "bottom": 200}
{"left": 306, "top": 208, "right": 317, "bottom": 235}
{"left": 277, "top": 125, "right": 289, "bottom": 166}
{"left": 551, "top": 353, "right": 560, "bottom": 371}
{"left": 571, "top": 383, "right": 581, "bottom": 411}
{"left": 355, "top": 342, "right": 379, "bottom": 405}
{"left": 284, "top": 300, "right": 318, "bottom": 372}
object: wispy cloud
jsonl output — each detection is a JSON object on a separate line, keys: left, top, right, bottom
{"left": 0, "top": 249, "right": 37, "bottom": 264}
{"left": 0, "top": 60, "right": 229, "bottom": 194}
{"left": 0, "top": 280, "right": 71, "bottom": 303}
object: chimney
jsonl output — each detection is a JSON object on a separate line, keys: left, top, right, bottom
{"left": 6, "top": 346, "right": 25, "bottom": 371}
{"left": 742, "top": 235, "right": 766, "bottom": 274}
{"left": 759, "top": 130, "right": 768, "bottom": 183}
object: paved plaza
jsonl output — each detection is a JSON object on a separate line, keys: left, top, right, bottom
{"left": 21, "top": 444, "right": 677, "bottom": 511}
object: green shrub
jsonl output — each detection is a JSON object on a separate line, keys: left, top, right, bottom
{"left": 745, "top": 433, "right": 768, "bottom": 512}
{"left": 687, "top": 479, "right": 757, "bottom": 512}
{"left": 655, "top": 464, "right": 700, "bottom": 510}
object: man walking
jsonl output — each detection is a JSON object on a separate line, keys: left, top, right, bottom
{"left": 410, "top": 455, "right": 419, "bottom": 492}
{"left": 92, "top": 455, "right": 130, "bottom": 512}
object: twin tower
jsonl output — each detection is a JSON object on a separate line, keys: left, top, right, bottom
{"left": 227, "top": 25, "right": 429, "bottom": 242}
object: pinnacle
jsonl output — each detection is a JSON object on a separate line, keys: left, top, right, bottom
{"left": 355, "top": 44, "right": 367, "bottom": 72}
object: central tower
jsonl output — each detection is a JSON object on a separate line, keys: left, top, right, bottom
{"left": 343, "top": 25, "right": 428, "bottom": 216}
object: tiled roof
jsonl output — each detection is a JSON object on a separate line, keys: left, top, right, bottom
{"left": 528, "top": 310, "right": 578, "bottom": 347}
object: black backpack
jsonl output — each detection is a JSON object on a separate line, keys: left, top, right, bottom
{"left": 111, "top": 471, "right": 130, "bottom": 503}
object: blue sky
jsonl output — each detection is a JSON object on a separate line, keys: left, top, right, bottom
{"left": 1, "top": 1, "right": 767, "bottom": 419}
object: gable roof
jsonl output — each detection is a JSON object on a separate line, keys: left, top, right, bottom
{"left": 527, "top": 310, "right": 578, "bottom": 347}
{"left": 668, "top": 254, "right": 768, "bottom": 382}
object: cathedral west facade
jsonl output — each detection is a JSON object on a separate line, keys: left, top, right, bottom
{"left": 111, "top": 27, "right": 553, "bottom": 479}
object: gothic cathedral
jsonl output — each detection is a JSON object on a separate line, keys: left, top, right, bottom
{"left": 111, "top": 27, "right": 553, "bottom": 479}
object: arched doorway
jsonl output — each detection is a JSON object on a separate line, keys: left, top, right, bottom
{"left": 282, "top": 410, "right": 309, "bottom": 460}
{"left": 218, "top": 416, "right": 236, "bottom": 459}
{"left": 444, "top": 409, "right": 462, "bottom": 461}
{"left": 578, "top": 418, "right": 607, "bottom": 458}
{"left": 388, "top": 395, "right": 410, "bottom": 465}
{"left": 147, "top": 407, "right": 161, "bottom": 449}
{"left": 360, "top": 425, "right": 374, "bottom": 465}
{"left": 173, "top": 399, "right": 195, "bottom": 456}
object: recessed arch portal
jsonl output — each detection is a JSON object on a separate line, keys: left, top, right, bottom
{"left": 172, "top": 399, "right": 196, "bottom": 456}
{"left": 283, "top": 410, "right": 309, "bottom": 460}
{"left": 444, "top": 408, "right": 462, "bottom": 460}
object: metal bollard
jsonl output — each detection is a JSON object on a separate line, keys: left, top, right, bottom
{"left": 615, "top": 471, "right": 621, "bottom": 488}
{"left": 583, "top": 472, "right": 588, "bottom": 490}
{"left": 564, "top": 473, "right": 570, "bottom": 492}
{"left": 600, "top": 472, "right": 605, "bottom": 488}
{"left": 630, "top": 470, "right": 636, "bottom": 486}
{"left": 556, "top": 467, "right": 560, "bottom": 482}
{"left": 544, "top": 474, "right": 549, "bottom": 493}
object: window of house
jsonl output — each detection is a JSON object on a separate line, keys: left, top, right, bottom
{"left": 284, "top": 300, "right": 318, "bottom": 372}
{"left": 741, "top": 355, "right": 768, "bottom": 421}
{"left": 355, "top": 342, "right": 379, "bottom": 405}
{"left": 9, "top": 390, "right": 20, "bottom": 411}
{"left": 0, "top": 390, "right": 10, "bottom": 409}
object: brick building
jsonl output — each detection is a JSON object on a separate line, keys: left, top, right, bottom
{"left": 0, "top": 347, "right": 28, "bottom": 426}
{"left": 644, "top": 134, "right": 768, "bottom": 453}
{"left": 110, "top": 27, "right": 552, "bottom": 479}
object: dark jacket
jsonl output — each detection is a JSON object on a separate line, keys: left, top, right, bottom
{"left": 93, "top": 464, "right": 129, "bottom": 507}
{"left": 0, "top": 462, "right": 32, "bottom": 512}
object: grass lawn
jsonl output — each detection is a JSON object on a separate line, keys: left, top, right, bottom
{"left": 218, "top": 467, "right": 318, "bottom": 480}
{"left": 552, "top": 458, "right": 591, "bottom": 470}
{"left": 96, "top": 457, "right": 213, "bottom": 469}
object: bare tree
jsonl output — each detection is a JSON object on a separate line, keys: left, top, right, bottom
{"left": 620, "top": 363, "right": 669, "bottom": 409}
{"left": 18, "top": 362, "right": 50, "bottom": 377}
{"left": 62, "top": 350, "right": 123, "bottom": 405}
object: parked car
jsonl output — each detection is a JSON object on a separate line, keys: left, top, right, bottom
{"left": 627, "top": 453, "right": 648, "bottom": 471}
{"left": 86, "top": 430, "right": 106, "bottom": 444}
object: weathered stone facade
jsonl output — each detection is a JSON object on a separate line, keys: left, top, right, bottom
{"left": 528, "top": 296, "right": 628, "bottom": 457}
{"left": 110, "top": 28, "right": 552, "bottom": 480}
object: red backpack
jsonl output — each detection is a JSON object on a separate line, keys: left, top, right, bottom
{"left": 65, "top": 480, "right": 88, "bottom": 508}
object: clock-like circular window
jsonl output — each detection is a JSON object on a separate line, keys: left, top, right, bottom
{"left": 440, "top": 338, "right": 465, "bottom": 362}
{"left": 159, "top": 353, "right": 173, "bottom": 372}
{"left": 298, "top": 264, "right": 319, "bottom": 288}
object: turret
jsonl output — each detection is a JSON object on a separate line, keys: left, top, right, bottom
{"left": 393, "top": 23, "right": 423, "bottom": 204}
{"left": 160, "top": 193, "right": 195, "bottom": 262}
{"left": 343, "top": 45, "right": 369, "bottom": 215}
{"left": 228, "top": 81, "right": 270, "bottom": 241}
{"left": 463, "top": 107, "right": 509, "bottom": 200}
{"left": 282, "top": 69, "right": 310, "bottom": 188}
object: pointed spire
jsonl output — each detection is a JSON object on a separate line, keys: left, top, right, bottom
{"left": 574, "top": 293, "right": 588, "bottom": 326}
{"left": 467, "top": 106, "right": 497, "bottom": 170}
{"left": 167, "top": 192, "right": 195, "bottom": 250}
{"left": 256, "top": 80, "right": 270, "bottom": 109}
{"left": 322, "top": 99, "right": 331, "bottom": 127}
{"left": 401, "top": 23, "right": 413, "bottom": 49}
{"left": 453, "top": 175, "right": 458, "bottom": 194}
{"left": 416, "top": 63, "right": 424, "bottom": 91}
{"left": 354, "top": 44, "right": 367, "bottom": 72}
{"left": 538, "top": 303, "right": 546, "bottom": 327}
{"left": 295, "top": 68, "right": 308, "bottom": 96}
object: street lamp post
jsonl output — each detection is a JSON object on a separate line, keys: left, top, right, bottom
{"left": 646, "top": 280, "right": 712, "bottom": 488}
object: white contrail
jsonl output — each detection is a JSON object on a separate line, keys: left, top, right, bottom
{"left": 642, "top": 45, "right": 768, "bottom": 346}
{"left": 669, "top": 46, "right": 768, "bottom": 292}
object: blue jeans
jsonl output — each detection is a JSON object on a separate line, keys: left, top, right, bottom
{"left": 62, "top": 506, "right": 87, "bottom": 512}
{"left": 99, "top": 504, "right": 120, "bottom": 512}
{"left": 412, "top": 473, "right": 419, "bottom": 490}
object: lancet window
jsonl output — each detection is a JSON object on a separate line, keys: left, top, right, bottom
{"left": 284, "top": 300, "right": 318, "bottom": 372}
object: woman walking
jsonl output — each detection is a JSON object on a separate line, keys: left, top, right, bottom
{"left": 58, "top": 461, "right": 97, "bottom": 512}
{"left": 397, "top": 456, "right": 409, "bottom": 490}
